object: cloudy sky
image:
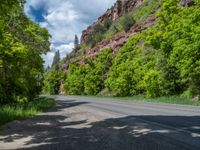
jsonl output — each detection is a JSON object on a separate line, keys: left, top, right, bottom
{"left": 24, "top": 0, "right": 116, "bottom": 67}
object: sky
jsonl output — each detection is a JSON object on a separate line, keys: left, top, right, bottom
{"left": 24, "top": 0, "right": 116, "bottom": 67}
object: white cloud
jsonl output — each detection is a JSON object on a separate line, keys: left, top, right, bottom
{"left": 25, "top": 0, "right": 116, "bottom": 67}
{"left": 42, "top": 52, "right": 54, "bottom": 68}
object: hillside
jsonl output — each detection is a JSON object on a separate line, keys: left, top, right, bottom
{"left": 44, "top": 0, "right": 200, "bottom": 100}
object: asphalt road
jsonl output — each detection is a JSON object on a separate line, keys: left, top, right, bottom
{"left": 0, "top": 95, "right": 200, "bottom": 150}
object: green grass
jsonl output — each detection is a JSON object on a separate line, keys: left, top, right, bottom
{"left": 78, "top": 95, "right": 200, "bottom": 106}
{"left": 0, "top": 97, "right": 55, "bottom": 126}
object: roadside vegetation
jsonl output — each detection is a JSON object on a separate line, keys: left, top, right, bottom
{"left": 0, "top": 0, "right": 50, "bottom": 104}
{"left": 0, "top": 97, "right": 55, "bottom": 126}
{"left": 0, "top": 1, "right": 54, "bottom": 125}
{"left": 60, "top": 0, "right": 200, "bottom": 101}
{"left": 64, "top": 48, "right": 113, "bottom": 95}
{"left": 106, "top": 0, "right": 200, "bottom": 99}
{"left": 43, "top": 0, "right": 200, "bottom": 105}
{"left": 84, "top": 95, "right": 200, "bottom": 106}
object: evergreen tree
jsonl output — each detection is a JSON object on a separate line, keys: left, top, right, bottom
{"left": 74, "top": 34, "right": 79, "bottom": 50}
{"left": 51, "top": 50, "right": 60, "bottom": 68}
{"left": 104, "top": 17, "right": 112, "bottom": 30}
{"left": 46, "top": 65, "right": 50, "bottom": 70}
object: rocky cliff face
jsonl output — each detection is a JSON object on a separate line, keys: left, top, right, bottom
{"left": 78, "top": 16, "right": 156, "bottom": 65}
{"left": 81, "top": 0, "right": 144, "bottom": 43}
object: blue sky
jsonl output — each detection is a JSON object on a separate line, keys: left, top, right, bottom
{"left": 25, "top": 0, "right": 116, "bottom": 67}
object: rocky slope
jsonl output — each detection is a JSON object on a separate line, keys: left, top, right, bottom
{"left": 62, "top": 0, "right": 153, "bottom": 71}
{"left": 81, "top": 0, "right": 144, "bottom": 43}
{"left": 79, "top": 16, "right": 156, "bottom": 65}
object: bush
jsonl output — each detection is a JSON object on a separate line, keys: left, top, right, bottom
{"left": 122, "top": 14, "right": 136, "bottom": 32}
{"left": 104, "top": 17, "right": 112, "bottom": 30}
{"left": 64, "top": 63, "right": 86, "bottom": 95}
{"left": 43, "top": 70, "right": 63, "bottom": 95}
{"left": 64, "top": 48, "right": 113, "bottom": 95}
{"left": 64, "top": 0, "right": 200, "bottom": 99}
{"left": 144, "top": 70, "right": 164, "bottom": 98}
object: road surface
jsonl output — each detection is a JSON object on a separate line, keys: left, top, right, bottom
{"left": 0, "top": 95, "right": 200, "bottom": 150}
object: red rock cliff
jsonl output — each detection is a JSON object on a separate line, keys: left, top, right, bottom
{"left": 80, "top": 0, "right": 144, "bottom": 43}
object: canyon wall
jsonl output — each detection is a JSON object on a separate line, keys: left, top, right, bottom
{"left": 80, "top": 0, "right": 144, "bottom": 43}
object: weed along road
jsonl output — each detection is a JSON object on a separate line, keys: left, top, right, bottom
{"left": 0, "top": 95, "right": 200, "bottom": 150}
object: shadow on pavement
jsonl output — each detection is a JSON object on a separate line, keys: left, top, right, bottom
{"left": 48, "top": 99, "right": 89, "bottom": 112}
{"left": 0, "top": 99, "right": 199, "bottom": 150}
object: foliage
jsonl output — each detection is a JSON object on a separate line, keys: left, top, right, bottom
{"left": 64, "top": 63, "right": 86, "bottom": 95}
{"left": 105, "top": 35, "right": 147, "bottom": 96}
{"left": 0, "top": 0, "right": 50, "bottom": 104}
{"left": 147, "top": 0, "right": 200, "bottom": 97}
{"left": 0, "top": 97, "right": 55, "bottom": 126}
{"left": 84, "top": 48, "right": 113, "bottom": 95}
{"left": 143, "top": 70, "right": 164, "bottom": 97}
{"left": 106, "top": 0, "right": 200, "bottom": 98}
{"left": 64, "top": 48, "right": 113, "bottom": 95}
{"left": 121, "top": 14, "right": 136, "bottom": 32}
{"left": 74, "top": 34, "right": 80, "bottom": 51}
{"left": 63, "top": 0, "right": 200, "bottom": 99}
{"left": 85, "top": 17, "right": 112, "bottom": 47}
{"left": 104, "top": 17, "right": 112, "bottom": 30}
{"left": 51, "top": 50, "right": 60, "bottom": 69}
{"left": 43, "top": 70, "right": 64, "bottom": 95}
{"left": 86, "top": 24, "right": 106, "bottom": 47}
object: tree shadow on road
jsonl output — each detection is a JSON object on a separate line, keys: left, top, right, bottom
{"left": 0, "top": 99, "right": 199, "bottom": 150}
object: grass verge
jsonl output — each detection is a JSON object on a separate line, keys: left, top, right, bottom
{"left": 78, "top": 95, "right": 200, "bottom": 106}
{"left": 0, "top": 97, "right": 55, "bottom": 126}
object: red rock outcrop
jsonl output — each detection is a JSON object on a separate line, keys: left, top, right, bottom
{"left": 81, "top": 0, "right": 144, "bottom": 43}
{"left": 78, "top": 16, "right": 156, "bottom": 65}
{"left": 61, "top": 0, "right": 156, "bottom": 71}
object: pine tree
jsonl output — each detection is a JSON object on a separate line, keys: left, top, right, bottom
{"left": 51, "top": 50, "right": 60, "bottom": 69}
{"left": 104, "top": 17, "right": 112, "bottom": 30}
{"left": 74, "top": 34, "right": 79, "bottom": 51}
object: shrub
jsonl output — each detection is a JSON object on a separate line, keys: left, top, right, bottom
{"left": 64, "top": 63, "right": 86, "bottom": 95}
{"left": 144, "top": 70, "right": 164, "bottom": 98}
{"left": 64, "top": 48, "right": 113, "bottom": 95}
{"left": 43, "top": 70, "right": 63, "bottom": 95}
{"left": 122, "top": 14, "right": 136, "bottom": 32}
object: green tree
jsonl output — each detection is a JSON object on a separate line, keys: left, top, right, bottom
{"left": 0, "top": 0, "right": 50, "bottom": 104}
{"left": 104, "top": 17, "right": 112, "bottom": 30}
{"left": 43, "top": 70, "right": 63, "bottom": 95}
{"left": 74, "top": 34, "right": 79, "bottom": 51}
{"left": 51, "top": 50, "right": 60, "bottom": 69}
{"left": 64, "top": 48, "right": 112, "bottom": 95}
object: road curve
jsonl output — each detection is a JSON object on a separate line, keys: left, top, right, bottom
{"left": 0, "top": 95, "right": 200, "bottom": 150}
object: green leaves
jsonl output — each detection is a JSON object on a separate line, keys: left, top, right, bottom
{"left": 105, "top": 0, "right": 200, "bottom": 98}
{"left": 144, "top": 70, "right": 164, "bottom": 97}
{"left": 0, "top": 0, "right": 51, "bottom": 103}
{"left": 121, "top": 14, "right": 136, "bottom": 32}
{"left": 64, "top": 48, "right": 113, "bottom": 95}
{"left": 63, "top": 0, "right": 200, "bottom": 98}
{"left": 43, "top": 70, "right": 63, "bottom": 95}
